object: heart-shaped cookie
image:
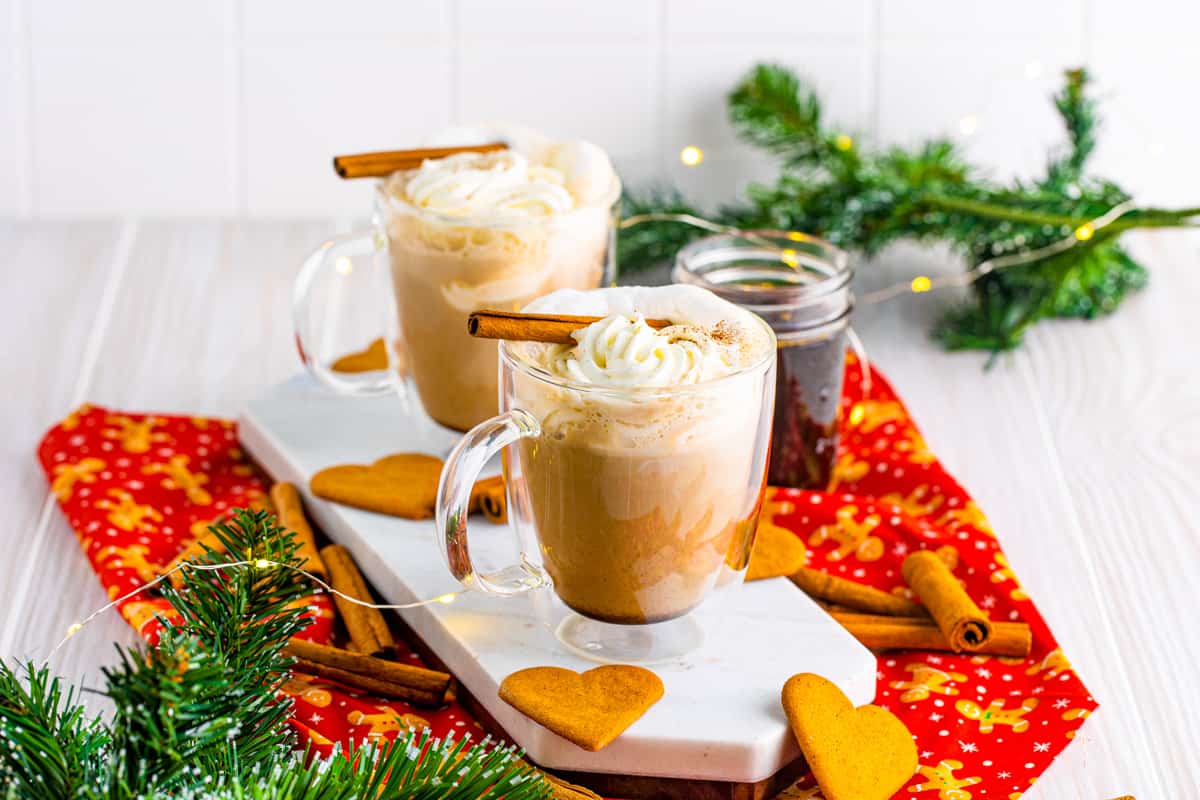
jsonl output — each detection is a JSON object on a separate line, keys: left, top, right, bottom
{"left": 311, "top": 453, "right": 443, "bottom": 519}
{"left": 499, "top": 665, "right": 664, "bottom": 752}
{"left": 781, "top": 673, "right": 917, "bottom": 800}
{"left": 331, "top": 338, "right": 390, "bottom": 373}
{"left": 745, "top": 518, "right": 808, "bottom": 581}
{"left": 311, "top": 453, "right": 502, "bottom": 521}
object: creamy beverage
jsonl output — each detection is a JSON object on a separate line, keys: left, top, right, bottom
{"left": 380, "top": 129, "right": 619, "bottom": 431}
{"left": 507, "top": 286, "right": 775, "bottom": 624}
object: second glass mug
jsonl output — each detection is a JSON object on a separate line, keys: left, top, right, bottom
{"left": 435, "top": 319, "right": 777, "bottom": 663}
{"left": 292, "top": 173, "right": 621, "bottom": 433}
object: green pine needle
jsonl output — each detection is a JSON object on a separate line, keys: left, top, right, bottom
{"left": 619, "top": 63, "right": 1199, "bottom": 352}
{"left": 0, "top": 509, "right": 553, "bottom": 800}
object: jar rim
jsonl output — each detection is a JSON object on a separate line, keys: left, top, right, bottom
{"left": 672, "top": 230, "right": 852, "bottom": 308}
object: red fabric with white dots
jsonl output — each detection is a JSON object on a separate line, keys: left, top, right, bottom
{"left": 38, "top": 354, "right": 1094, "bottom": 799}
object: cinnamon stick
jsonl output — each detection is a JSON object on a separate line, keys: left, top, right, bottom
{"left": 320, "top": 544, "right": 396, "bottom": 659}
{"left": 830, "top": 611, "right": 1031, "bottom": 658}
{"left": 333, "top": 142, "right": 507, "bottom": 179}
{"left": 902, "top": 550, "right": 992, "bottom": 651}
{"left": 467, "top": 310, "right": 673, "bottom": 345}
{"left": 283, "top": 637, "right": 451, "bottom": 707}
{"left": 270, "top": 483, "right": 326, "bottom": 579}
{"left": 469, "top": 475, "right": 507, "bottom": 524}
{"left": 164, "top": 527, "right": 229, "bottom": 589}
{"left": 790, "top": 567, "right": 927, "bottom": 617}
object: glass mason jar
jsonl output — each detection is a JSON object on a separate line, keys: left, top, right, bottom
{"left": 673, "top": 231, "right": 852, "bottom": 490}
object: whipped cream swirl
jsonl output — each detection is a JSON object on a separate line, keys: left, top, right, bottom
{"left": 403, "top": 151, "right": 574, "bottom": 218}
{"left": 550, "top": 314, "right": 737, "bottom": 388}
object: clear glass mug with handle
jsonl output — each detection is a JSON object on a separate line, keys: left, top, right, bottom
{"left": 434, "top": 317, "right": 777, "bottom": 663}
{"left": 291, "top": 176, "right": 620, "bottom": 434}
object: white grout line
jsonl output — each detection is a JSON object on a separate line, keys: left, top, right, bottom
{"left": 1079, "top": 0, "right": 1093, "bottom": 64}
{"left": 0, "top": 221, "right": 140, "bottom": 661}
{"left": 1014, "top": 347, "right": 1169, "bottom": 800}
{"left": 653, "top": 0, "right": 667, "bottom": 181}
{"left": 13, "top": 0, "right": 34, "bottom": 216}
{"left": 448, "top": 0, "right": 461, "bottom": 124}
{"left": 866, "top": 0, "right": 882, "bottom": 142}
{"left": 227, "top": 0, "right": 247, "bottom": 214}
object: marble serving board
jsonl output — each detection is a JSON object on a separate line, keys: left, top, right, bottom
{"left": 239, "top": 375, "right": 877, "bottom": 784}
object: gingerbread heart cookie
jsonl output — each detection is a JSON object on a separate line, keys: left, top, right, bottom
{"left": 311, "top": 453, "right": 444, "bottom": 519}
{"left": 331, "top": 338, "right": 389, "bottom": 373}
{"left": 781, "top": 673, "right": 917, "bottom": 800}
{"left": 745, "top": 518, "right": 807, "bottom": 581}
{"left": 499, "top": 665, "right": 664, "bottom": 752}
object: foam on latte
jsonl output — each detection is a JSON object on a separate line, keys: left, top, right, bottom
{"left": 521, "top": 285, "right": 772, "bottom": 388}
{"left": 511, "top": 286, "right": 774, "bottom": 451}
{"left": 387, "top": 124, "right": 617, "bottom": 220}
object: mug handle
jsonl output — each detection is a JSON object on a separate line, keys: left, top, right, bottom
{"left": 292, "top": 229, "right": 397, "bottom": 396}
{"left": 436, "top": 408, "right": 551, "bottom": 596}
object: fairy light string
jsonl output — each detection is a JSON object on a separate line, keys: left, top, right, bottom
{"left": 55, "top": 201, "right": 1146, "bottom": 658}
{"left": 618, "top": 199, "right": 1142, "bottom": 308}
{"left": 52, "top": 557, "right": 461, "bottom": 657}
{"left": 620, "top": 201, "right": 1154, "bottom": 430}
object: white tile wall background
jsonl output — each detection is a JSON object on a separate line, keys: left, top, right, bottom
{"left": 1, "top": 0, "right": 1195, "bottom": 218}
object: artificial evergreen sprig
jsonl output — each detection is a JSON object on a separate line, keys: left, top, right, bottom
{"left": 0, "top": 509, "right": 552, "bottom": 800}
{"left": 619, "top": 64, "right": 1200, "bottom": 351}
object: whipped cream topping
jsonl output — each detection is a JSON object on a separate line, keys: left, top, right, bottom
{"left": 520, "top": 286, "right": 773, "bottom": 390}
{"left": 403, "top": 151, "right": 574, "bottom": 218}
{"left": 551, "top": 314, "right": 737, "bottom": 387}
{"left": 397, "top": 124, "right": 618, "bottom": 216}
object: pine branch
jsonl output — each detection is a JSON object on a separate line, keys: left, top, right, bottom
{"left": 1048, "top": 68, "right": 1097, "bottom": 181}
{"left": 617, "top": 189, "right": 711, "bottom": 273}
{"left": 0, "top": 509, "right": 558, "bottom": 800}
{"left": 619, "top": 63, "right": 1198, "bottom": 352}
{"left": 0, "top": 662, "right": 109, "bottom": 799}
{"left": 173, "top": 733, "right": 551, "bottom": 800}
{"left": 103, "top": 510, "right": 311, "bottom": 793}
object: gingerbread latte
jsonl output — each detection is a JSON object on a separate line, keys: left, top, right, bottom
{"left": 380, "top": 128, "right": 619, "bottom": 431}
{"left": 506, "top": 286, "right": 776, "bottom": 624}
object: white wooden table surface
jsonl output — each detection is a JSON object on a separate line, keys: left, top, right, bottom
{"left": 1, "top": 220, "right": 1196, "bottom": 798}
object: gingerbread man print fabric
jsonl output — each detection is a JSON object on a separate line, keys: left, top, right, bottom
{"left": 39, "top": 355, "right": 1095, "bottom": 799}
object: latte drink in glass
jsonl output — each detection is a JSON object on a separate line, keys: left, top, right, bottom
{"left": 378, "top": 135, "right": 619, "bottom": 431}
{"left": 436, "top": 285, "right": 777, "bottom": 662}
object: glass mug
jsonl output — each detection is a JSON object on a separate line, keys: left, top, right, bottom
{"left": 435, "top": 319, "right": 777, "bottom": 663}
{"left": 674, "top": 232, "right": 852, "bottom": 490}
{"left": 292, "top": 174, "right": 621, "bottom": 433}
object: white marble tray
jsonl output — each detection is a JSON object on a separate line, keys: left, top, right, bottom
{"left": 239, "top": 375, "right": 876, "bottom": 783}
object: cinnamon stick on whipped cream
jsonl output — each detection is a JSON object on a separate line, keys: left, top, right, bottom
{"left": 468, "top": 310, "right": 672, "bottom": 345}
{"left": 333, "top": 142, "right": 506, "bottom": 179}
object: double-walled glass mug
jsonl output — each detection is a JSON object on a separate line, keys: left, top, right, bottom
{"left": 435, "top": 319, "right": 777, "bottom": 663}
{"left": 674, "top": 232, "right": 852, "bottom": 490}
{"left": 292, "top": 172, "right": 621, "bottom": 433}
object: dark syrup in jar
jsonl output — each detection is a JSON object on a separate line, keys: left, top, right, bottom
{"left": 769, "top": 332, "right": 846, "bottom": 490}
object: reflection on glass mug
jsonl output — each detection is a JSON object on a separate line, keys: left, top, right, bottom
{"left": 292, "top": 130, "right": 620, "bottom": 432}
{"left": 435, "top": 286, "right": 777, "bottom": 663}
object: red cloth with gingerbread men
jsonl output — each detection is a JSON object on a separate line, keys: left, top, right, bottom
{"left": 38, "top": 355, "right": 1095, "bottom": 799}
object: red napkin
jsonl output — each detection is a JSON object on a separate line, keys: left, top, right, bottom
{"left": 38, "top": 356, "right": 1095, "bottom": 799}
